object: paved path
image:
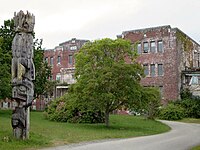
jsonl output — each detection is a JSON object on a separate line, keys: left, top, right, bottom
{"left": 42, "top": 120, "right": 200, "bottom": 150}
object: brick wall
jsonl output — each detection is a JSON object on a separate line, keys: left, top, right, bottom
{"left": 122, "top": 26, "right": 182, "bottom": 102}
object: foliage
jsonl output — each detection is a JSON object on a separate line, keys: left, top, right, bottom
{"left": 179, "top": 89, "right": 200, "bottom": 118}
{"left": 176, "top": 30, "right": 193, "bottom": 52}
{"left": 0, "top": 110, "right": 170, "bottom": 150}
{"left": 45, "top": 94, "right": 105, "bottom": 123}
{"left": 141, "top": 87, "right": 161, "bottom": 119}
{"left": 0, "top": 20, "right": 15, "bottom": 53}
{"left": 33, "top": 39, "right": 52, "bottom": 97}
{"left": 159, "top": 103, "right": 185, "bottom": 120}
{"left": 178, "top": 98, "right": 200, "bottom": 118}
{"left": 73, "top": 38, "right": 144, "bottom": 126}
{"left": 180, "top": 88, "right": 192, "bottom": 99}
{"left": 0, "top": 20, "right": 14, "bottom": 99}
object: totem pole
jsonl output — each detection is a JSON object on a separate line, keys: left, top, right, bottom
{"left": 11, "top": 10, "right": 35, "bottom": 139}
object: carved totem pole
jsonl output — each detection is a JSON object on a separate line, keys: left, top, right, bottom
{"left": 11, "top": 10, "right": 35, "bottom": 139}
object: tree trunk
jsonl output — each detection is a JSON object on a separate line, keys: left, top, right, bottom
{"left": 105, "top": 109, "right": 110, "bottom": 127}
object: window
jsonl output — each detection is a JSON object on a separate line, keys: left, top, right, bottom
{"left": 57, "top": 56, "right": 61, "bottom": 64}
{"left": 50, "top": 57, "right": 53, "bottom": 66}
{"left": 56, "top": 74, "right": 61, "bottom": 82}
{"left": 158, "top": 41, "right": 163, "bottom": 52}
{"left": 159, "top": 86, "right": 164, "bottom": 98}
{"left": 158, "top": 64, "right": 163, "bottom": 76}
{"left": 137, "top": 43, "right": 141, "bottom": 54}
{"left": 189, "top": 76, "right": 199, "bottom": 85}
{"left": 143, "top": 42, "right": 149, "bottom": 53}
{"left": 143, "top": 64, "right": 149, "bottom": 76}
{"left": 45, "top": 57, "right": 48, "bottom": 63}
{"left": 150, "top": 64, "right": 155, "bottom": 77}
{"left": 150, "top": 41, "right": 156, "bottom": 53}
{"left": 70, "top": 46, "right": 77, "bottom": 50}
{"left": 50, "top": 75, "right": 53, "bottom": 80}
{"left": 69, "top": 55, "right": 73, "bottom": 64}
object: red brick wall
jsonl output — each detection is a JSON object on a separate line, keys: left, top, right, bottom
{"left": 123, "top": 26, "right": 180, "bottom": 101}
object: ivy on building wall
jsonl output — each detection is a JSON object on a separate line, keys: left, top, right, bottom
{"left": 176, "top": 31, "right": 193, "bottom": 52}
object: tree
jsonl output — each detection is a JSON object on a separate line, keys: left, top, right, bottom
{"left": 0, "top": 20, "right": 15, "bottom": 99}
{"left": 73, "top": 38, "right": 144, "bottom": 126}
{"left": 33, "top": 39, "right": 52, "bottom": 98}
{"left": 141, "top": 87, "right": 161, "bottom": 119}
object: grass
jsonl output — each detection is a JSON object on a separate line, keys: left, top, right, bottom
{"left": 192, "top": 146, "right": 200, "bottom": 150}
{"left": 180, "top": 118, "right": 200, "bottom": 124}
{"left": 0, "top": 109, "right": 170, "bottom": 150}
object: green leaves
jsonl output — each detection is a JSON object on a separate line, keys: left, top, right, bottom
{"left": 73, "top": 38, "right": 144, "bottom": 126}
{"left": 0, "top": 20, "right": 14, "bottom": 99}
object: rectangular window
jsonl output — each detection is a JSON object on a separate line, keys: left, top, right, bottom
{"left": 158, "top": 64, "right": 163, "bottom": 76}
{"left": 50, "top": 57, "right": 53, "bottom": 66}
{"left": 45, "top": 57, "right": 48, "bottom": 63}
{"left": 70, "top": 46, "right": 77, "bottom": 50}
{"left": 137, "top": 43, "right": 141, "bottom": 54}
{"left": 150, "top": 64, "right": 155, "bottom": 77}
{"left": 158, "top": 41, "right": 163, "bottom": 52}
{"left": 57, "top": 56, "right": 61, "bottom": 64}
{"left": 69, "top": 55, "right": 73, "bottom": 64}
{"left": 143, "top": 64, "right": 149, "bottom": 76}
{"left": 143, "top": 42, "right": 149, "bottom": 53}
{"left": 150, "top": 41, "right": 156, "bottom": 53}
{"left": 56, "top": 74, "right": 61, "bottom": 82}
{"left": 159, "top": 86, "right": 164, "bottom": 98}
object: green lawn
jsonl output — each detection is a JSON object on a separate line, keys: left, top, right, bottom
{"left": 180, "top": 118, "right": 200, "bottom": 124}
{"left": 0, "top": 110, "right": 170, "bottom": 150}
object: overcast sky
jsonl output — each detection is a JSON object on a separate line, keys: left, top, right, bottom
{"left": 0, "top": 0, "right": 199, "bottom": 49}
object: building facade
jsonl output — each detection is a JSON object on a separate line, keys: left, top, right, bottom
{"left": 119, "top": 25, "right": 200, "bottom": 102}
{"left": 44, "top": 38, "right": 89, "bottom": 98}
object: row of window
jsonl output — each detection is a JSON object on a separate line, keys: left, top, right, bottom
{"left": 45, "top": 55, "right": 73, "bottom": 65}
{"left": 137, "top": 40, "right": 163, "bottom": 54}
{"left": 143, "top": 63, "right": 164, "bottom": 77}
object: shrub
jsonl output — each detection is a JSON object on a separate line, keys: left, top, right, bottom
{"left": 159, "top": 103, "right": 185, "bottom": 120}
{"left": 179, "top": 98, "right": 200, "bottom": 118}
{"left": 45, "top": 94, "right": 105, "bottom": 123}
{"left": 141, "top": 87, "right": 161, "bottom": 120}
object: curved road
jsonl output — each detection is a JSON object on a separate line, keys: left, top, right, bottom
{"left": 42, "top": 120, "right": 200, "bottom": 150}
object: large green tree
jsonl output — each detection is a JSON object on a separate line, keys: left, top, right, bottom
{"left": 73, "top": 38, "right": 144, "bottom": 126}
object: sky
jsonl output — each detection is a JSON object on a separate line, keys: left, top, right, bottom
{"left": 0, "top": 0, "right": 199, "bottom": 49}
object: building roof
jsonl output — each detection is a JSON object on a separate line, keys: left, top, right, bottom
{"left": 120, "top": 25, "right": 200, "bottom": 47}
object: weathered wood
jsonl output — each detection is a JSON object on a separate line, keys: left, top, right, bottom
{"left": 11, "top": 10, "right": 35, "bottom": 140}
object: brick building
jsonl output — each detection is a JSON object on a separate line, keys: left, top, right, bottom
{"left": 44, "top": 38, "right": 89, "bottom": 98}
{"left": 119, "top": 25, "right": 200, "bottom": 102}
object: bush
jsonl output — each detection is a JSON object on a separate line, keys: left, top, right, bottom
{"left": 45, "top": 94, "right": 105, "bottom": 123}
{"left": 159, "top": 103, "right": 185, "bottom": 120}
{"left": 141, "top": 87, "right": 161, "bottom": 120}
{"left": 179, "top": 98, "right": 200, "bottom": 118}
